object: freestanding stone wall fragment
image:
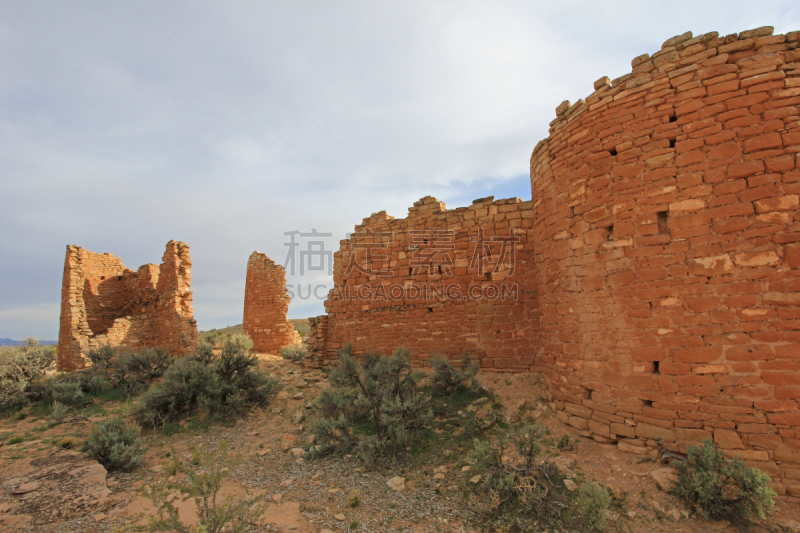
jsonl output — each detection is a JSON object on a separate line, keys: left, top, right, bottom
{"left": 243, "top": 251, "right": 301, "bottom": 353}
{"left": 57, "top": 240, "right": 198, "bottom": 370}
{"left": 529, "top": 27, "right": 800, "bottom": 495}
{"left": 308, "top": 195, "right": 539, "bottom": 369}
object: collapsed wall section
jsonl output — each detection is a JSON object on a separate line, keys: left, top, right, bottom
{"left": 530, "top": 26, "right": 800, "bottom": 495}
{"left": 309, "top": 195, "right": 539, "bottom": 369}
{"left": 243, "top": 251, "right": 301, "bottom": 353}
{"left": 57, "top": 240, "right": 198, "bottom": 370}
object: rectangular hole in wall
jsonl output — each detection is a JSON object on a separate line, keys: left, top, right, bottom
{"left": 669, "top": 113, "right": 677, "bottom": 122}
{"left": 607, "top": 225, "right": 614, "bottom": 241}
{"left": 653, "top": 361, "right": 660, "bottom": 374}
{"left": 609, "top": 148, "right": 617, "bottom": 156}
{"left": 643, "top": 399, "right": 653, "bottom": 407}
{"left": 669, "top": 138, "right": 676, "bottom": 148}
{"left": 657, "top": 211, "right": 669, "bottom": 234}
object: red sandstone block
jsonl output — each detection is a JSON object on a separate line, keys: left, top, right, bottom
{"left": 710, "top": 202, "right": 754, "bottom": 218}
{"left": 727, "top": 160, "right": 764, "bottom": 179}
{"left": 673, "top": 346, "right": 724, "bottom": 363}
{"left": 768, "top": 412, "right": 800, "bottom": 426}
{"left": 755, "top": 195, "right": 800, "bottom": 213}
{"left": 738, "top": 184, "right": 780, "bottom": 202}
{"left": 708, "top": 141, "right": 743, "bottom": 159}
{"left": 744, "top": 132, "right": 783, "bottom": 152}
{"left": 786, "top": 248, "right": 800, "bottom": 269}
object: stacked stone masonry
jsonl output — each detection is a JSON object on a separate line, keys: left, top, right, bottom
{"left": 530, "top": 26, "right": 800, "bottom": 498}
{"left": 309, "top": 195, "right": 539, "bottom": 370}
{"left": 243, "top": 251, "right": 301, "bottom": 353}
{"left": 57, "top": 241, "right": 198, "bottom": 370}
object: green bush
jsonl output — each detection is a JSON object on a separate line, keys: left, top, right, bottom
{"left": 430, "top": 353, "right": 481, "bottom": 394}
{"left": 82, "top": 417, "right": 143, "bottom": 472}
{"left": 43, "top": 380, "right": 86, "bottom": 406}
{"left": 280, "top": 344, "right": 308, "bottom": 366}
{"left": 140, "top": 441, "right": 267, "bottom": 533}
{"left": 311, "top": 344, "right": 432, "bottom": 462}
{"left": 0, "top": 338, "right": 55, "bottom": 409}
{"left": 86, "top": 345, "right": 115, "bottom": 371}
{"left": 671, "top": 439, "right": 776, "bottom": 521}
{"left": 133, "top": 335, "right": 280, "bottom": 429}
{"left": 110, "top": 347, "right": 174, "bottom": 391}
{"left": 579, "top": 482, "right": 612, "bottom": 531}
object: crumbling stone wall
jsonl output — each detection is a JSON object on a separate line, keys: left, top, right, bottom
{"left": 530, "top": 27, "right": 800, "bottom": 496}
{"left": 309, "top": 195, "right": 538, "bottom": 369}
{"left": 57, "top": 240, "right": 198, "bottom": 370}
{"left": 243, "top": 251, "right": 301, "bottom": 353}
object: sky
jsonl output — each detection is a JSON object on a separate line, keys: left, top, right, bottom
{"left": 1, "top": 0, "right": 799, "bottom": 341}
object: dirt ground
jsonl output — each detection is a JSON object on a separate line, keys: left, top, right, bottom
{"left": 0, "top": 356, "right": 798, "bottom": 533}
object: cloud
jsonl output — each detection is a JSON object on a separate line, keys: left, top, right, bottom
{"left": 0, "top": 0, "right": 798, "bottom": 339}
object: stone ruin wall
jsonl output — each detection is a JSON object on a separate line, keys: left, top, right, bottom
{"left": 243, "top": 251, "right": 301, "bottom": 353}
{"left": 530, "top": 26, "right": 800, "bottom": 497}
{"left": 308, "top": 195, "right": 539, "bottom": 370}
{"left": 57, "top": 240, "right": 198, "bottom": 370}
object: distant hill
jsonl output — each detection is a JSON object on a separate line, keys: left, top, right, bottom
{"left": 0, "top": 338, "right": 57, "bottom": 346}
{"left": 198, "top": 319, "right": 310, "bottom": 343}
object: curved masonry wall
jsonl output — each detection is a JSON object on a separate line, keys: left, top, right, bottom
{"left": 530, "top": 26, "right": 800, "bottom": 497}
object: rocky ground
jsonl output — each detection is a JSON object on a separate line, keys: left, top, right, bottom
{"left": 0, "top": 356, "right": 798, "bottom": 533}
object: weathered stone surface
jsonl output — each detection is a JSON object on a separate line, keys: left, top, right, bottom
{"left": 243, "top": 252, "right": 301, "bottom": 354}
{"left": 650, "top": 468, "right": 678, "bottom": 491}
{"left": 57, "top": 241, "right": 198, "bottom": 370}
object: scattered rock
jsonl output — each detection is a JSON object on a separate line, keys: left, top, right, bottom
{"left": 779, "top": 519, "right": 800, "bottom": 531}
{"left": 272, "top": 494, "right": 283, "bottom": 501}
{"left": 293, "top": 392, "right": 304, "bottom": 400}
{"left": 12, "top": 482, "right": 41, "bottom": 495}
{"left": 256, "top": 448, "right": 271, "bottom": 457}
{"left": 598, "top": 481, "right": 623, "bottom": 500}
{"left": 563, "top": 479, "right": 578, "bottom": 491}
{"left": 387, "top": 477, "right": 405, "bottom": 491}
{"left": 276, "top": 391, "right": 290, "bottom": 400}
{"left": 434, "top": 466, "right": 447, "bottom": 474}
{"left": 670, "top": 508, "right": 681, "bottom": 520}
{"left": 334, "top": 513, "right": 346, "bottom": 521}
{"left": 708, "top": 520, "right": 730, "bottom": 530}
{"left": 649, "top": 467, "right": 677, "bottom": 491}
{"left": 470, "top": 475, "right": 481, "bottom": 485}
{"left": 290, "top": 448, "right": 305, "bottom": 458}
{"left": 627, "top": 511, "right": 637, "bottom": 519}
{"left": 293, "top": 410, "right": 304, "bottom": 424}
{"left": 432, "top": 473, "right": 445, "bottom": 480}
{"left": 245, "top": 431, "right": 259, "bottom": 437}
{"left": 461, "top": 466, "right": 470, "bottom": 472}
{"left": 472, "top": 397, "right": 488, "bottom": 405}
{"left": 281, "top": 435, "right": 299, "bottom": 451}
{"left": 280, "top": 479, "right": 293, "bottom": 487}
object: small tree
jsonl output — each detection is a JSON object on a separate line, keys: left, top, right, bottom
{"left": 671, "top": 439, "right": 776, "bottom": 520}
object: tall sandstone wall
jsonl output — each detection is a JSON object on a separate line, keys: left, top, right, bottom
{"left": 243, "top": 251, "right": 300, "bottom": 353}
{"left": 310, "top": 195, "right": 539, "bottom": 369}
{"left": 530, "top": 26, "right": 800, "bottom": 496}
{"left": 57, "top": 240, "right": 198, "bottom": 370}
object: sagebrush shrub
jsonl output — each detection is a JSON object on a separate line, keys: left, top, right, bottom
{"left": 671, "top": 439, "right": 776, "bottom": 520}
{"left": 82, "top": 417, "right": 143, "bottom": 471}
{"left": 141, "top": 441, "right": 267, "bottom": 533}
{"left": 43, "top": 380, "right": 86, "bottom": 406}
{"left": 470, "top": 424, "right": 562, "bottom": 525}
{"left": 430, "top": 353, "right": 481, "bottom": 394}
{"left": 86, "top": 345, "right": 115, "bottom": 370}
{"left": 280, "top": 344, "right": 308, "bottom": 366}
{"left": 133, "top": 335, "right": 280, "bottom": 429}
{"left": 579, "top": 482, "right": 612, "bottom": 531}
{"left": 110, "top": 347, "right": 173, "bottom": 390}
{"left": 0, "top": 338, "right": 55, "bottom": 409}
{"left": 311, "top": 344, "right": 432, "bottom": 461}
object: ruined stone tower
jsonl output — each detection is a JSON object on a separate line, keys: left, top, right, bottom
{"left": 243, "top": 251, "right": 301, "bottom": 353}
{"left": 530, "top": 27, "right": 800, "bottom": 494}
{"left": 57, "top": 240, "right": 198, "bottom": 370}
